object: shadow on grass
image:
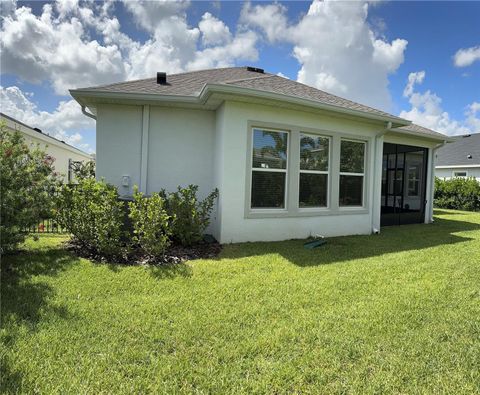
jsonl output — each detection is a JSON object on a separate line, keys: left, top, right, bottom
{"left": 220, "top": 215, "right": 480, "bottom": 267}
{"left": 1, "top": 246, "right": 80, "bottom": 393}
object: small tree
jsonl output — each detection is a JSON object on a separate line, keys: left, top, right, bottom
{"left": 0, "top": 122, "right": 59, "bottom": 253}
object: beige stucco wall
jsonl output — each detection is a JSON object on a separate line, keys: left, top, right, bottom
{"left": 3, "top": 116, "right": 92, "bottom": 182}
{"left": 94, "top": 100, "right": 441, "bottom": 243}
{"left": 147, "top": 107, "right": 216, "bottom": 196}
{"left": 435, "top": 167, "right": 480, "bottom": 180}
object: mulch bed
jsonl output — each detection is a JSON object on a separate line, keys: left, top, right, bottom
{"left": 64, "top": 239, "right": 222, "bottom": 266}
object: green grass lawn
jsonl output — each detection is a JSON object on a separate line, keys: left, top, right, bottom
{"left": 1, "top": 209, "right": 479, "bottom": 394}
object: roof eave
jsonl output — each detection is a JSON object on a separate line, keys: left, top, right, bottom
{"left": 389, "top": 128, "right": 453, "bottom": 143}
{"left": 70, "top": 84, "right": 410, "bottom": 127}
{"left": 201, "top": 83, "right": 410, "bottom": 127}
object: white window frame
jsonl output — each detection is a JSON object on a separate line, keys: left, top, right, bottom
{"left": 453, "top": 170, "right": 468, "bottom": 178}
{"left": 298, "top": 133, "right": 330, "bottom": 209}
{"left": 250, "top": 127, "right": 289, "bottom": 211}
{"left": 407, "top": 165, "right": 421, "bottom": 197}
{"left": 339, "top": 138, "right": 366, "bottom": 208}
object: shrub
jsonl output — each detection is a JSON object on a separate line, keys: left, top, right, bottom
{"left": 0, "top": 123, "right": 59, "bottom": 254}
{"left": 128, "top": 187, "right": 172, "bottom": 257}
{"left": 71, "top": 160, "right": 95, "bottom": 180}
{"left": 434, "top": 177, "right": 480, "bottom": 211}
{"left": 55, "top": 178, "right": 125, "bottom": 256}
{"left": 162, "top": 185, "right": 218, "bottom": 246}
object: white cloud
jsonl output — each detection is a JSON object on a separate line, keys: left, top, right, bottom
{"left": 399, "top": 72, "right": 479, "bottom": 136}
{"left": 1, "top": 85, "right": 95, "bottom": 152}
{"left": 0, "top": 3, "right": 127, "bottom": 95}
{"left": 241, "top": 0, "right": 408, "bottom": 111}
{"left": 0, "top": 1, "right": 259, "bottom": 94}
{"left": 240, "top": 2, "right": 289, "bottom": 43}
{"left": 199, "top": 12, "right": 231, "bottom": 46}
{"left": 403, "top": 70, "right": 425, "bottom": 97}
{"left": 465, "top": 102, "right": 480, "bottom": 132}
{"left": 453, "top": 45, "right": 480, "bottom": 67}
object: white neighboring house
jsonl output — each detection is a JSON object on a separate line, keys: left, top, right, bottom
{"left": 1, "top": 112, "right": 92, "bottom": 182}
{"left": 435, "top": 133, "right": 480, "bottom": 180}
{"left": 70, "top": 67, "right": 452, "bottom": 243}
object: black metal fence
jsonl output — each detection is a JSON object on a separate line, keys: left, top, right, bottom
{"left": 23, "top": 218, "right": 67, "bottom": 234}
{"left": 21, "top": 189, "right": 67, "bottom": 234}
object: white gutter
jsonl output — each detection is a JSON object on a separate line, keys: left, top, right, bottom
{"left": 81, "top": 105, "right": 97, "bottom": 121}
{"left": 436, "top": 164, "right": 480, "bottom": 169}
{"left": 71, "top": 83, "right": 410, "bottom": 127}
{"left": 200, "top": 83, "right": 410, "bottom": 127}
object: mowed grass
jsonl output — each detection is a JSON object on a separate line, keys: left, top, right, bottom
{"left": 1, "top": 210, "right": 479, "bottom": 394}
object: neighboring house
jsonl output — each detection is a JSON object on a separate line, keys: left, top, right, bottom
{"left": 70, "top": 66, "right": 451, "bottom": 243}
{"left": 1, "top": 112, "right": 92, "bottom": 182}
{"left": 435, "top": 133, "right": 480, "bottom": 180}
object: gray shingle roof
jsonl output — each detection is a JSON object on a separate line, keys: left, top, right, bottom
{"left": 436, "top": 133, "right": 480, "bottom": 166}
{"left": 75, "top": 67, "right": 403, "bottom": 121}
{"left": 397, "top": 123, "right": 448, "bottom": 140}
{"left": 73, "top": 66, "right": 448, "bottom": 141}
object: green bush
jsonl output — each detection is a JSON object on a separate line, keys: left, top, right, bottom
{"left": 71, "top": 160, "right": 95, "bottom": 180}
{"left": 162, "top": 185, "right": 218, "bottom": 246}
{"left": 434, "top": 177, "right": 480, "bottom": 211}
{"left": 128, "top": 187, "right": 172, "bottom": 257}
{"left": 0, "top": 123, "right": 59, "bottom": 254}
{"left": 55, "top": 178, "right": 125, "bottom": 256}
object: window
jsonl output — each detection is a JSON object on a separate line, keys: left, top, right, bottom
{"left": 407, "top": 165, "right": 420, "bottom": 196}
{"left": 453, "top": 171, "right": 467, "bottom": 178}
{"left": 250, "top": 128, "right": 288, "bottom": 209}
{"left": 299, "top": 134, "right": 329, "bottom": 207}
{"left": 339, "top": 139, "right": 365, "bottom": 207}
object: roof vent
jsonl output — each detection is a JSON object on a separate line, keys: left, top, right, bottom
{"left": 157, "top": 72, "right": 167, "bottom": 85}
{"left": 247, "top": 66, "right": 264, "bottom": 74}
{"left": 33, "top": 127, "right": 42, "bottom": 133}
{"left": 467, "top": 154, "right": 473, "bottom": 159}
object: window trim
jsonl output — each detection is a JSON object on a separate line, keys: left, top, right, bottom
{"left": 244, "top": 120, "right": 372, "bottom": 219}
{"left": 249, "top": 127, "right": 289, "bottom": 211}
{"left": 298, "top": 133, "right": 331, "bottom": 210}
{"left": 339, "top": 138, "right": 367, "bottom": 208}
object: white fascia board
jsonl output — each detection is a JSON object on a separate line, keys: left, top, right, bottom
{"left": 436, "top": 164, "right": 480, "bottom": 169}
{"left": 200, "top": 83, "right": 411, "bottom": 127}
{"left": 70, "top": 84, "right": 410, "bottom": 127}
{"left": 385, "top": 128, "right": 450, "bottom": 143}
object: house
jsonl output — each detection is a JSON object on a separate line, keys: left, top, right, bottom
{"left": 1, "top": 112, "right": 92, "bottom": 182}
{"left": 435, "top": 133, "right": 480, "bottom": 180}
{"left": 70, "top": 67, "right": 451, "bottom": 243}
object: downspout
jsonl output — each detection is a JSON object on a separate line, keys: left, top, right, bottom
{"left": 81, "top": 105, "right": 97, "bottom": 121}
{"left": 371, "top": 121, "right": 393, "bottom": 234}
{"left": 427, "top": 139, "right": 448, "bottom": 223}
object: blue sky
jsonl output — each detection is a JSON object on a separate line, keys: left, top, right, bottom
{"left": 1, "top": 1, "right": 479, "bottom": 153}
